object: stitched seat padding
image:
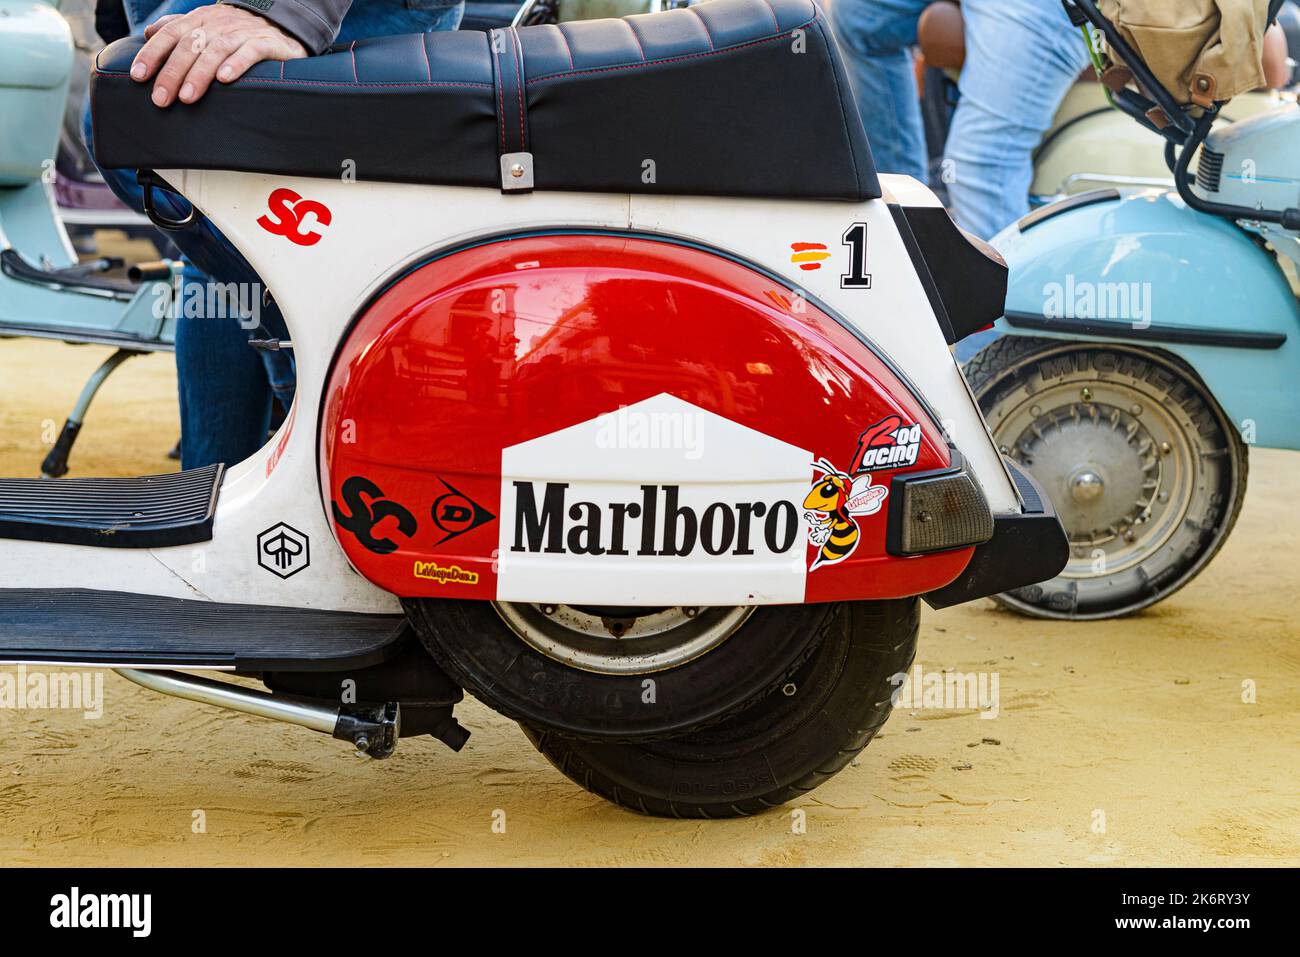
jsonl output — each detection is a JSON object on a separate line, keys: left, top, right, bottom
{"left": 89, "top": 0, "right": 879, "bottom": 200}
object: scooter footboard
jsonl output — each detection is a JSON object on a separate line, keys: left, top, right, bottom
{"left": 321, "top": 232, "right": 998, "bottom": 605}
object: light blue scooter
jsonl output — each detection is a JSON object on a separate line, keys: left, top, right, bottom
{"left": 0, "top": 0, "right": 178, "bottom": 477}
{"left": 967, "top": 0, "right": 1300, "bottom": 619}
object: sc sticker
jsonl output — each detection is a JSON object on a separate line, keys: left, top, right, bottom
{"left": 257, "top": 187, "right": 332, "bottom": 246}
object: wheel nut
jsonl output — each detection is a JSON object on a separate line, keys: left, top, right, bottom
{"left": 541, "top": 604, "right": 556, "bottom": 616}
{"left": 782, "top": 683, "right": 797, "bottom": 697}
{"left": 683, "top": 607, "right": 699, "bottom": 618}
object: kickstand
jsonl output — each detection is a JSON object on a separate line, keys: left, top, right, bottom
{"left": 42, "top": 347, "right": 142, "bottom": 478}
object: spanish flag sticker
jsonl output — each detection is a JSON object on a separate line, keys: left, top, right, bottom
{"left": 790, "top": 242, "right": 830, "bottom": 271}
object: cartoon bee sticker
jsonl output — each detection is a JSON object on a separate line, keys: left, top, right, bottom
{"left": 803, "top": 458, "right": 888, "bottom": 568}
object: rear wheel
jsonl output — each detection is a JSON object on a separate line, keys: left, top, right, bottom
{"left": 523, "top": 599, "right": 918, "bottom": 818}
{"left": 966, "top": 337, "right": 1247, "bottom": 619}
{"left": 405, "top": 598, "right": 835, "bottom": 742}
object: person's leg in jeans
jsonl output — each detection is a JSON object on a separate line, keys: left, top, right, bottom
{"left": 945, "top": 0, "right": 1090, "bottom": 240}
{"left": 339, "top": 0, "right": 464, "bottom": 38}
{"left": 829, "top": 0, "right": 932, "bottom": 180}
{"left": 120, "top": 0, "right": 165, "bottom": 30}
{"left": 944, "top": 0, "right": 1088, "bottom": 362}
{"left": 173, "top": 264, "right": 276, "bottom": 467}
{"left": 93, "top": 0, "right": 269, "bottom": 466}
{"left": 83, "top": 84, "right": 290, "bottom": 465}
{"left": 85, "top": 0, "right": 464, "bottom": 468}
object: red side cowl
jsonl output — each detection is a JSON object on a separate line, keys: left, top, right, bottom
{"left": 321, "top": 234, "right": 972, "bottom": 604}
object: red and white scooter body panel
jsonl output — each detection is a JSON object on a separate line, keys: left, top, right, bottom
{"left": 321, "top": 233, "right": 968, "bottom": 605}
{"left": 0, "top": 170, "right": 1019, "bottom": 613}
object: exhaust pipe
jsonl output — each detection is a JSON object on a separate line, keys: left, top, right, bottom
{"left": 114, "top": 669, "right": 400, "bottom": 758}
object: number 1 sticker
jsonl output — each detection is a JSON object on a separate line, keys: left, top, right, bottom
{"left": 841, "top": 222, "right": 872, "bottom": 290}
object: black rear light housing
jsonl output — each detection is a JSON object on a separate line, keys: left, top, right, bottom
{"left": 886, "top": 451, "right": 994, "bottom": 556}
{"left": 922, "top": 457, "right": 1070, "bottom": 609}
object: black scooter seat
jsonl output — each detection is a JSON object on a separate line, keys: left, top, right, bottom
{"left": 89, "top": 0, "right": 880, "bottom": 200}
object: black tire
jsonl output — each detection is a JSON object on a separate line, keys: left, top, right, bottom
{"left": 404, "top": 598, "right": 835, "bottom": 742}
{"left": 522, "top": 599, "right": 918, "bottom": 818}
{"left": 965, "top": 336, "right": 1247, "bottom": 619}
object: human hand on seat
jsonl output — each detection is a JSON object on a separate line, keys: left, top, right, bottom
{"left": 130, "top": 3, "right": 308, "bottom": 108}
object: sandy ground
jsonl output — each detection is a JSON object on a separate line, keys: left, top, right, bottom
{"left": 1, "top": 335, "right": 1297, "bottom": 866}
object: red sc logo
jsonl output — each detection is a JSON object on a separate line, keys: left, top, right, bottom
{"left": 257, "top": 188, "right": 332, "bottom": 246}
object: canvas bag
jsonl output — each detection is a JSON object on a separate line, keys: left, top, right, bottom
{"left": 1098, "top": 0, "right": 1271, "bottom": 108}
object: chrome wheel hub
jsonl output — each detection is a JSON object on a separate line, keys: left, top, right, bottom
{"left": 1069, "top": 469, "right": 1105, "bottom": 505}
{"left": 995, "top": 384, "right": 1195, "bottom": 578}
{"left": 492, "top": 603, "right": 753, "bottom": 675}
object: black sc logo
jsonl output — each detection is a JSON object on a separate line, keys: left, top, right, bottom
{"left": 332, "top": 476, "right": 418, "bottom": 554}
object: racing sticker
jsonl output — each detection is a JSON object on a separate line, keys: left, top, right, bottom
{"left": 801, "top": 416, "right": 922, "bottom": 569}
{"left": 332, "top": 476, "right": 418, "bottom": 554}
{"left": 257, "top": 188, "right": 332, "bottom": 246}
{"left": 430, "top": 478, "right": 496, "bottom": 545}
{"left": 803, "top": 461, "right": 887, "bottom": 568}
{"left": 840, "top": 221, "right": 872, "bottom": 289}
{"left": 850, "top": 415, "right": 922, "bottom": 471}
{"left": 413, "top": 560, "right": 479, "bottom": 585}
{"left": 789, "top": 242, "right": 831, "bottom": 271}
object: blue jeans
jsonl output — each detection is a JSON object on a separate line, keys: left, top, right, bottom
{"left": 86, "top": 0, "right": 463, "bottom": 469}
{"left": 830, "top": 0, "right": 1089, "bottom": 240}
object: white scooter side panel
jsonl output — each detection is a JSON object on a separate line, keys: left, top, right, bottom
{"left": 0, "top": 170, "right": 1014, "bottom": 611}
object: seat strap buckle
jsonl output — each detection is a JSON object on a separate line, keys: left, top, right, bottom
{"left": 490, "top": 27, "right": 533, "bottom": 193}
{"left": 500, "top": 152, "right": 535, "bottom": 191}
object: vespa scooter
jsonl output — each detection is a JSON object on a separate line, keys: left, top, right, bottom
{"left": 0, "top": 0, "right": 1067, "bottom": 816}
{"left": 968, "top": 0, "right": 1300, "bottom": 619}
{"left": 916, "top": 0, "right": 1300, "bottom": 207}
{"left": 1, "top": 0, "right": 179, "bottom": 477}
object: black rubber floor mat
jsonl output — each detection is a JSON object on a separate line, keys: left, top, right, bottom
{"left": 0, "top": 588, "right": 406, "bottom": 669}
{"left": 0, "top": 464, "right": 222, "bottom": 547}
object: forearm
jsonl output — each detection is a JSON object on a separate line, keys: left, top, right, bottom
{"left": 218, "top": 0, "right": 353, "bottom": 55}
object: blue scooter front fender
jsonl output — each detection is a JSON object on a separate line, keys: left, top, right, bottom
{"left": 991, "top": 189, "right": 1300, "bottom": 451}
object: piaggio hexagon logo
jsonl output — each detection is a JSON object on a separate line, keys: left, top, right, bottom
{"left": 257, "top": 522, "right": 310, "bottom": 579}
